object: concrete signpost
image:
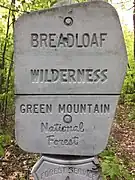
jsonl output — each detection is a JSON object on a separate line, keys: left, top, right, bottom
{"left": 14, "top": 1, "right": 127, "bottom": 179}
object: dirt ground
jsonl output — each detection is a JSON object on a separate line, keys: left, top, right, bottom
{"left": 111, "top": 105, "right": 135, "bottom": 175}
{"left": 0, "top": 104, "right": 135, "bottom": 180}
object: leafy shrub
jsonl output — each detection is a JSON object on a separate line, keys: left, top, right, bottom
{"left": 121, "top": 27, "right": 135, "bottom": 104}
{"left": 100, "top": 149, "right": 133, "bottom": 180}
{"left": 0, "top": 134, "right": 11, "bottom": 157}
{"left": 128, "top": 105, "right": 135, "bottom": 121}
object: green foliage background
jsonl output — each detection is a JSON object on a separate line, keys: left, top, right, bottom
{"left": 122, "top": 27, "right": 135, "bottom": 103}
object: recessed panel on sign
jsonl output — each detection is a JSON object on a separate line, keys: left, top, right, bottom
{"left": 15, "top": 95, "right": 119, "bottom": 155}
{"left": 14, "top": 1, "right": 127, "bottom": 94}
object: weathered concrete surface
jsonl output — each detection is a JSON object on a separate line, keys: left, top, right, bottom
{"left": 14, "top": 1, "right": 127, "bottom": 155}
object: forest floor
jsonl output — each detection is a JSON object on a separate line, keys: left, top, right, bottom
{"left": 0, "top": 104, "right": 135, "bottom": 180}
{"left": 110, "top": 104, "right": 135, "bottom": 176}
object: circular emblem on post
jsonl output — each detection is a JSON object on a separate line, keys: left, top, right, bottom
{"left": 63, "top": 114, "right": 72, "bottom": 123}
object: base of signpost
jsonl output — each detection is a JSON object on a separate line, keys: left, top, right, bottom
{"left": 32, "top": 155, "right": 102, "bottom": 180}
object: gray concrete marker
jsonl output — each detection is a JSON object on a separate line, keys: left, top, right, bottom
{"left": 14, "top": 1, "right": 128, "bottom": 179}
{"left": 15, "top": 1, "right": 127, "bottom": 156}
